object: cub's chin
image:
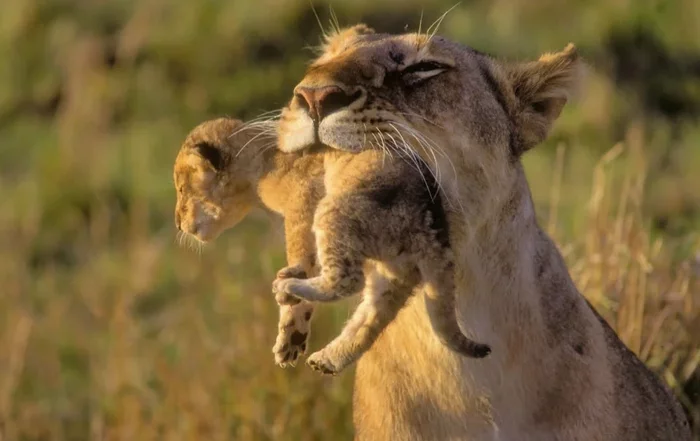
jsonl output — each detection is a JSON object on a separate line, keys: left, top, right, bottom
{"left": 180, "top": 222, "right": 220, "bottom": 244}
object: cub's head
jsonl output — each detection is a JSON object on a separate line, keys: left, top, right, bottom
{"left": 173, "top": 118, "right": 273, "bottom": 243}
{"left": 278, "top": 24, "right": 581, "bottom": 171}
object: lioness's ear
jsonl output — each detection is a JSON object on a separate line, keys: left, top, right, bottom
{"left": 195, "top": 142, "right": 225, "bottom": 171}
{"left": 505, "top": 44, "right": 582, "bottom": 154}
{"left": 328, "top": 24, "right": 375, "bottom": 40}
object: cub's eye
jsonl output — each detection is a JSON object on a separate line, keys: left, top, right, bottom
{"left": 402, "top": 61, "right": 446, "bottom": 75}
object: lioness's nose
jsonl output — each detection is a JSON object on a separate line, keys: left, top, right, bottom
{"left": 294, "top": 85, "right": 361, "bottom": 121}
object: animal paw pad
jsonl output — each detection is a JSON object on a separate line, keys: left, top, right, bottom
{"left": 273, "top": 329, "right": 309, "bottom": 368}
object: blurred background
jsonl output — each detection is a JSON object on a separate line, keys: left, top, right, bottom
{"left": 0, "top": 0, "right": 699, "bottom": 439}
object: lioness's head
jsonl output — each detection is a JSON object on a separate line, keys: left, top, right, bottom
{"left": 173, "top": 118, "right": 271, "bottom": 243}
{"left": 278, "top": 24, "right": 582, "bottom": 217}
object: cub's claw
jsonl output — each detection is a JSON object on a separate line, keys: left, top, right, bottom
{"left": 276, "top": 265, "right": 307, "bottom": 280}
{"left": 273, "top": 337, "right": 305, "bottom": 368}
{"left": 273, "top": 303, "right": 314, "bottom": 368}
{"left": 306, "top": 350, "right": 341, "bottom": 376}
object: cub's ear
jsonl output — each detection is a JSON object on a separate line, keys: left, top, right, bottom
{"left": 195, "top": 142, "right": 225, "bottom": 171}
{"left": 505, "top": 43, "right": 583, "bottom": 154}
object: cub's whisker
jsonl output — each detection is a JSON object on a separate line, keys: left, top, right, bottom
{"left": 236, "top": 130, "right": 277, "bottom": 158}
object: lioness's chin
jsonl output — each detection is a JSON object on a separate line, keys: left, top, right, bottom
{"left": 278, "top": 131, "right": 314, "bottom": 153}
{"left": 279, "top": 137, "right": 364, "bottom": 154}
{"left": 279, "top": 117, "right": 367, "bottom": 153}
{"left": 319, "top": 131, "right": 365, "bottom": 153}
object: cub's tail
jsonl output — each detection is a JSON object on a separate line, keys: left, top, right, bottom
{"left": 421, "top": 263, "right": 491, "bottom": 358}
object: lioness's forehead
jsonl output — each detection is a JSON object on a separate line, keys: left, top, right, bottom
{"left": 316, "top": 31, "right": 453, "bottom": 66}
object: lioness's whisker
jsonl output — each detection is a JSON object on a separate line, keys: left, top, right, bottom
{"left": 394, "top": 111, "right": 444, "bottom": 128}
{"left": 388, "top": 123, "right": 462, "bottom": 212}
{"left": 383, "top": 129, "right": 437, "bottom": 202}
{"left": 395, "top": 124, "right": 441, "bottom": 183}
{"left": 423, "top": 3, "right": 460, "bottom": 48}
{"left": 372, "top": 131, "right": 392, "bottom": 166}
{"left": 392, "top": 121, "right": 458, "bottom": 179}
{"left": 387, "top": 125, "right": 437, "bottom": 190}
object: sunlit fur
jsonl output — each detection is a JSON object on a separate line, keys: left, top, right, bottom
{"left": 270, "top": 144, "right": 493, "bottom": 374}
{"left": 173, "top": 117, "right": 491, "bottom": 374}
{"left": 175, "top": 117, "right": 492, "bottom": 375}
{"left": 277, "top": 25, "right": 691, "bottom": 441}
{"left": 173, "top": 117, "right": 318, "bottom": 368}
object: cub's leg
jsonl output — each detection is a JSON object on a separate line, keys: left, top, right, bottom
{"left": 306, "top": 264, "right": 417, "bottom": 375}
{"left": 273, "top": 199, "right": 319, "bottom": 368}
{"left": 273, "top": 202, "right": 366, "bottom": 304}
{"left": 273, "top": 266, "right": 315, "bottom": 367}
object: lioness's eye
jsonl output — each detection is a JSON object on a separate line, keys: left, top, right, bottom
{"left": 402, "top": 61, "right": 446, "bottom": 75}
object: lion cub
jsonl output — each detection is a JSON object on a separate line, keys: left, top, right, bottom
{"left": 174, "top": 117, "right": 491, "bottom": 375}
{"left": 174, "top": 117, "right": 322, "bottom": 368}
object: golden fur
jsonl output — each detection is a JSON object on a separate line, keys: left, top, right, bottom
{"left": 173, "top": 117, "right": 490, "bottom": 375}
{"left": 173, "top": 117, "right": 320, "bottom": 367}
{"left": 272, "top": 145, "right": 492, "bottom": 373}
{"left": 277, "top": 25, "right": 692, "bottom": 441}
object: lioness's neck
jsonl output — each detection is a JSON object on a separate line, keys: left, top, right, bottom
{"left": 353, "top": 167, "right": 592, "bottom": 439}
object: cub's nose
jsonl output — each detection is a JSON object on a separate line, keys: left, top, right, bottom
{"left": 294, "top": 85, "right": 362, "bottom": 121}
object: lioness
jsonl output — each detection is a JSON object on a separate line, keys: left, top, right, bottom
{"left": 276, "top": 25, "right": 691, "bottom": 441}
{"left": 173, "top": 117, "right": 490, "bottom": 375}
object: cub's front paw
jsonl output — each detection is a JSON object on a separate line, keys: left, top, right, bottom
{"left": 273, "top": 265, "right": 309, "bottom": 305}
{"left": 276, "top": 265, "right": 307, "bottom": 280}
{"left": 273, "top": 278, "right": 312, "bottom": 305}
{"left": 306, "top": 350, "right": 343, "bottom": 376}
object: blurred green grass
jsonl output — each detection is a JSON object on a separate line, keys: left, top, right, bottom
{"left": 0, "top": 0, "right": 699, "bottom": 439}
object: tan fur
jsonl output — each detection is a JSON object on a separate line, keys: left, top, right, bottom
{"left": 277, "top": 25, "right": 692, "bottom": 441}
{"left": 173, "top": 117, "right": 321, "bottom": 367}
{"left": 173, "top": 118, "right": 490, "bottom": 375}
{"left": 272, "top": 146, "right": 491, "bottom": 374}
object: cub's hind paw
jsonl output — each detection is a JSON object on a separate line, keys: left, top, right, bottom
{"left": 273, "top": 304, "right": 313, "bottom": 368}
{"left": 273, "top": 331, "right": 307, "bottom": 368}
{"left": 306, "top": 351, "right": 341, "bottom": 376}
